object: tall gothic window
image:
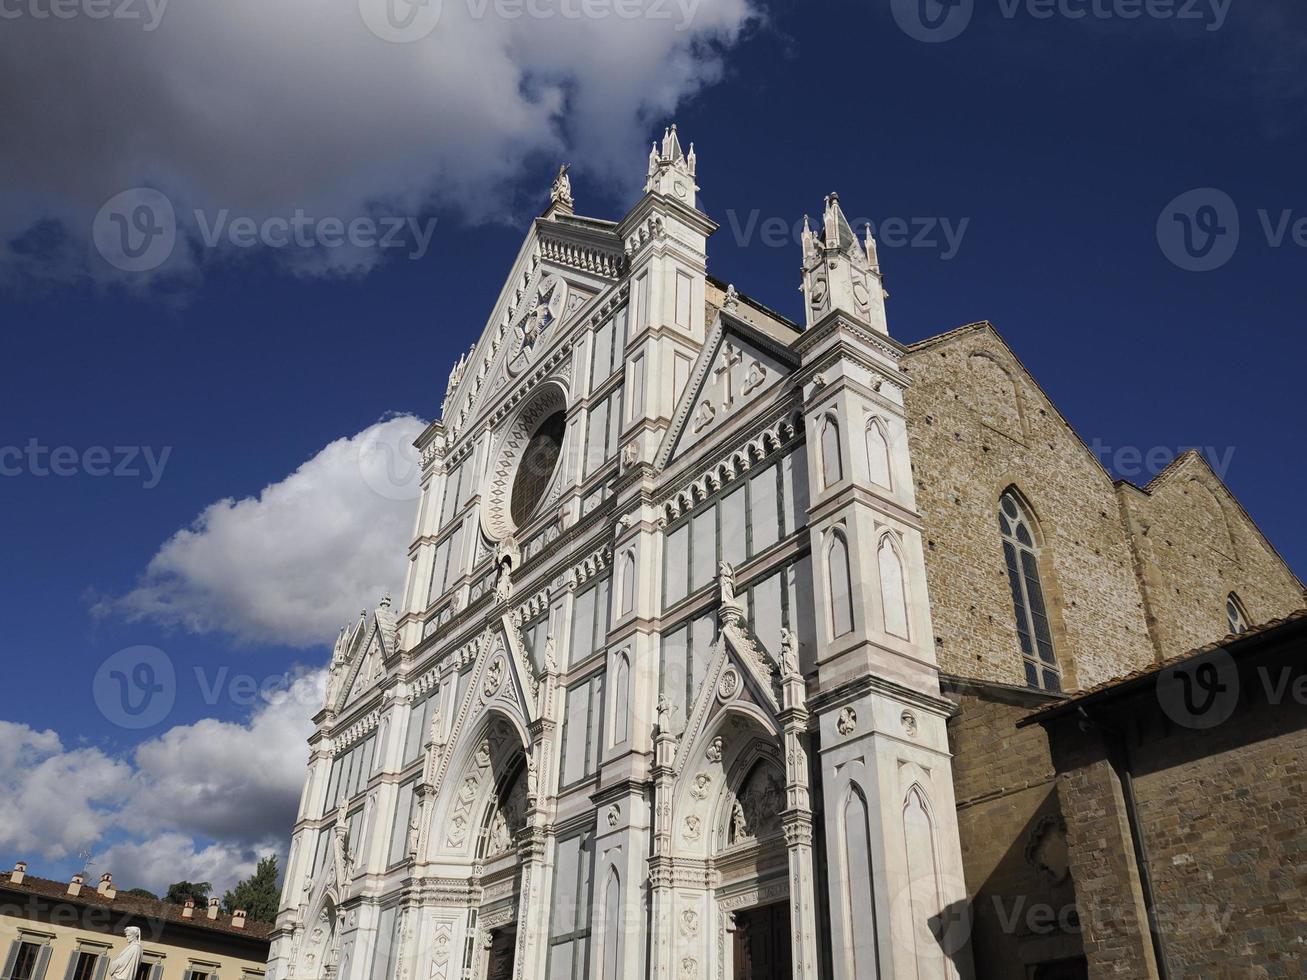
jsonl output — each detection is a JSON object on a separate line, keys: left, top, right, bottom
{"left": 828, "top": 529, "right": 854, "bottom": 639}
{"left": 999, "top": 491, "right": 1060, "bottom": 691}
{"left": 1226, "top": 593, "right": 1250, "bottom": 635}
{"left": 820, "top": 414, "right": 842, "bottom": 487}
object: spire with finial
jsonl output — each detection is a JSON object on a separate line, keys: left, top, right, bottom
{"left": 799, "top": 190, "right": 888, "bottom": 334}
{"left": 644, "top": 122, "right": 699, "bottom": 206}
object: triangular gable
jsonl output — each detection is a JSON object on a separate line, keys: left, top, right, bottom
{"left": 656, "top": 311, "right": 797, "bottom": 469}
{"left": 673, "top": 616, "right": 781, "bottom": 776}
{"left": 332, "top": 613, "right": 382, "bottom": 714}
{"left": 441, "top": 218, "right": 622, "bottom": 442}
{"left": 429, "top": 615, "right": 537, "bottom": 800}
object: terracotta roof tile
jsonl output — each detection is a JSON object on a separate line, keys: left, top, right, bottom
{"left": 0, "top": 874, "right": 274, "bottom": 941}
{"left": 1024, "top": 608, "right": 1307, "bottom": 723}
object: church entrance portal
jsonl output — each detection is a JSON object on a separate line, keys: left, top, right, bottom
{"left": 731, "top": 902, "right": 792, "bottom": 980}
{"left": 484, "top": 928, "right": 515, "bottom": 980}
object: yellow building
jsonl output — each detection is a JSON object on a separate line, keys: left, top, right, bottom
{"left": 0, "top": 864, "right": 269, "bottom": 980}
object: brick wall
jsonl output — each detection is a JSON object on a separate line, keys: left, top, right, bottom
{"left": 903, "top": 325, "right": 1156, "bottom": 691}
{"left": 946, "top": 684, "right": 1085, "bottom": 977}
{"left": 1040, "top": 633, "right": 1307, "bottom": 979}
{"left": 1127, "top": 655, "right": 1307, "bottom": 978}
{"left": 1117, "top": 454, "right": 1304, "bottom": 660}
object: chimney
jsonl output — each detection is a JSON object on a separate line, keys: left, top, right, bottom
{"left": 207, "top": 897, "right": 220, "bottom": 920}
{"left": 10, "top": 862, "right": 26, "bottom": 885}
{"left": 182, "top": 900, "right": 195, "bottom": 919}
{"left": 97, "top": 873, "right": 116, "bottom": 899}
{"left": 232, "top": 910, "right": 247, "bottom": 930}
{"left": 68, "top": 873, "right": 84, "bottom": 897}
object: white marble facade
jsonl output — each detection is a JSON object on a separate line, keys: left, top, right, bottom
{"left": 267, "top": 128, "right": 974, "bottom": 980}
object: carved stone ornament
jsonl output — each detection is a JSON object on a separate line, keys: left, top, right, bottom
{"left": 483, "top": 654, "right": 506, "bottom": 700}
{"left": 506, "top": 273, "right": 568, "bottom": 377}
{"left": 690, "top": 772, "right": 712, "bottom": 801}
{"left": 683, "top": 815, "right": 702, "bottom": 842}
{"left": 679, "top": 908, "right": 699, "bottom": 938}
{"left": 900, "top": 710, "right": 918, "bottom": 737}
{"left": 836, "top": 706, "right": 857, "bottom": 736}
{"left": 717, "top": 667, "right": 742, "bottom": 702}
{"left": 706, "top": 736, "right": 725, "bottom": 763}
{"left": 606, "top": 804, "right": 620, "bottom": 828}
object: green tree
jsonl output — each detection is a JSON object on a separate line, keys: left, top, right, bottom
{"left": 221, "top": 856, "right": 280, "bottom": 923}
{"left": 164, "top": 880, "right": 212, "bottom": 906}
{"left": 123, "top": 888, "right": 159, "bottom": 900}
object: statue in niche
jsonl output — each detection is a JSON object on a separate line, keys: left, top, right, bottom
{"left": 780, "top": 628, "right": 800, "bottom": 677}
{"left": 729, "top": 764, "right": 784, "bottom": 844}
{"left": 485, "top": 767, "right": 528, "bottom": 857}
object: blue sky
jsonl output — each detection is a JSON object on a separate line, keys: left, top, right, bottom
{"left": 1, "top": 0, "right": 1304, "bottom": 894}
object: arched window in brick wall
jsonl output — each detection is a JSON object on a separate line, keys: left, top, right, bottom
{"left": 999, "top": 490, "right": 1060, "bottom": 692}
{"left": 1226, "top": 593, "right": 1250, "bottom": 635}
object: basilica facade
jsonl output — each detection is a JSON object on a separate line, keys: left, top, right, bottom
{"left": 265, "top": 128, "right": 1305, "bottom": 980}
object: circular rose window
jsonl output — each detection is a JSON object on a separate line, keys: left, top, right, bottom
{"left": 481, "top": 382, "right": 570, "bottom": 543}
{"left": 510, "top": 410, "right": 566, "bottom": 526}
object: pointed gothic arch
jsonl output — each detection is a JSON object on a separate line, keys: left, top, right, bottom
{"left": 841, "top": 782, "right": 878, "bottom": 980}
{"left": 877, "top": 532, "right": 910, "bottom": 640}
{"left": 999, "top": 488, "right": 1061, "bottom": 692}
{"left": 601, "top": 868, "right": 622, "bottom": 980}
{"left": 827, "top": 527, "right": 855, "bottom": 639}
{"left": 866, "top": 416, "right": 893, "bottom": 490}
{"left": 425, "top": 711, "right": 530, "bottom": 862}
{"left": 618, "top": 549, "right": 636, "bottom": 615}
{"left": 1226, "top": 592, "right": 1250, "bottom": 635}
{"left": 610, "top": 650, "right": 631, "bottom": 747}
{"left": 820, "top": 413, "right": 843, "bottom": 487}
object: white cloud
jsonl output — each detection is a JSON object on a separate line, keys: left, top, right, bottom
{"left": 94, "top": 834, "right": 276, "bottom": 899}
{"left": 0, "top": 0, "right": 758, "bottom": 281}
{"left": 0, "top": 672, "right": 323, "bottom": 896}
{"left": 104, "top": 414, "right": 426, "bottom": 647}
{"left": 121, "top": 671, "right": 323, "bottom": 844}
{"left": 0, "top": 722, "right": 133, "bottom": 860}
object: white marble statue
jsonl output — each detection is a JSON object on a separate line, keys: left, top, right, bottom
{"left": 108, "top": 928, "right": 142, "bottom": 980}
